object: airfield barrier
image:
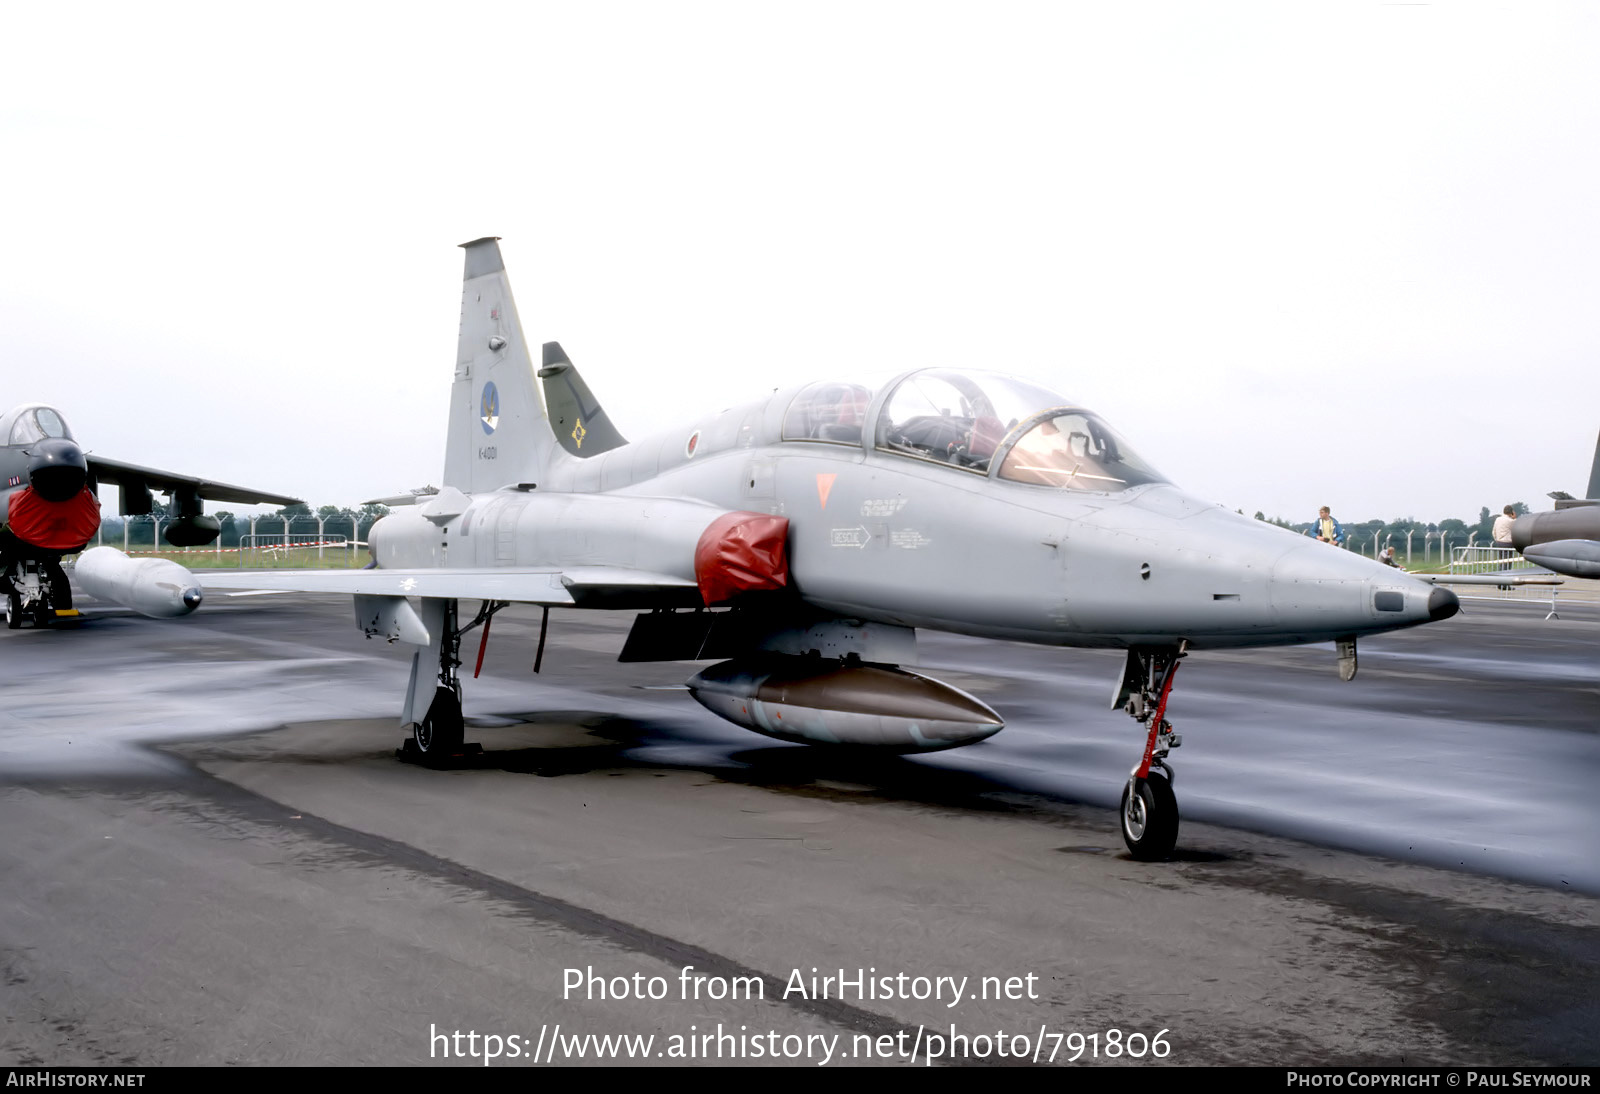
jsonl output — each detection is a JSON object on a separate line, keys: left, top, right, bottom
{"left": 1447, "top": 545, "right": 1547, "bottom": 577}
{"left": 1440, "top": 545, "right": 1600, "bottom": 616}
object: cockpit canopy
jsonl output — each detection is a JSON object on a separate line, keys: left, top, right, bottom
{"left": 994, "top": 409, "right": 1165, "bottom": 491}
{"left": 818, "top": 368, "right": 1167, "bottom": 493}
{"left": 782, "top": 381, "right": 874, "bottom": 446}
{"left": 4, "top": 405, "right": 73, "bottom": 447}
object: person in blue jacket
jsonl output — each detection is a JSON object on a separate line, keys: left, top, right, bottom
{"left": 1314, "top": 506, "right": 1344, "bottom": 546}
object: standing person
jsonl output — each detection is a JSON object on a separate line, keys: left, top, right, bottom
{"left": 1379, "top": 543, "right": 1399, "bottom": 567}
{"left": 1314, "top": 506, "right": 1344, "bottom": 546}
{"left": 1492, "top": 505, "right": 1517, "bottom": 549}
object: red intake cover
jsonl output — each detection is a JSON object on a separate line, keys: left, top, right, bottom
{"left": 6, "top": 486, "right": 102, "bottom": 551}
{"left": 694, "top": 511, "right": 789, "bottom": 606}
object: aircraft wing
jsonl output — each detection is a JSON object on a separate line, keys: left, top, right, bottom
{"left": 1409, "top": 572, "right": 1563, "bottom": 586}
{"left": 199, "top": 566, "right": 702, "bottom": 608}
{"left": 88, "top": 456, "right": 302, "bottom": 506}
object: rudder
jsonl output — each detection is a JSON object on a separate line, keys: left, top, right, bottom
{"left": 1586, "top": 428, "right": 1599, "bottom": 501}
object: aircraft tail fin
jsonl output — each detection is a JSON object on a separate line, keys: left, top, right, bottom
{"left": 442, "top": 238, "right": 560, "bottom": 493}
{"left": 539, "top": 342, "right": 627, "bottom": 458}
{"left": 1586, "top": 428, "right": 1599, "bottom": 501}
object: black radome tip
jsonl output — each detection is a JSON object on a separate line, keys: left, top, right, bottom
{"left": 1427, "top": 586, "right": 1460, "bottom": 622}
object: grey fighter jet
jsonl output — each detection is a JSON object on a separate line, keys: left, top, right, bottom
{"left": 199, "top": 238, "right": 1461, "bottom": 859}
{"left": 0, "top": 403, "right": 300, "bottom": 626}
{"left": 1508, "top": 430, "right": 1600, "bottom": 578}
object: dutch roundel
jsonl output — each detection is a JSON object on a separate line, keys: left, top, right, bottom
{"left": 480, "top": 382, "right": 500, "bottom": 435}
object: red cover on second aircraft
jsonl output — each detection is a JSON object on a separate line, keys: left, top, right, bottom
{"left": 694, "top": 511, "right": 790, "bottom": 606}
{"left": 6, "top": 486, "right": 102, "bottom": 551}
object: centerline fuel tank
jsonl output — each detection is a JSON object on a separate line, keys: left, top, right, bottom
{"left": 687, "top": 656, "right": 1003, "bottom": 752}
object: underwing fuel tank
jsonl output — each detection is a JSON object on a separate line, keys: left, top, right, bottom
{"left": 73, "top": 546, "right": 204, "bottom": 618}
{"left": 687, "top": 657, "right": 1003, "bottom": 752}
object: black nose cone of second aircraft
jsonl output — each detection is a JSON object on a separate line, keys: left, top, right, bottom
{"left": 26, "top": 438, "right": 89, "bottom": 502}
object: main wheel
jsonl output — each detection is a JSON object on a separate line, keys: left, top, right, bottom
{"left": 1120, "top": 770, "right": 1179, "bottom": 860}
{"left": 43, "top": 562, "right": 71, "bottom": 611}
{"left": 413, "top": 686, "right": 465, "bottom": 757}
{"left": 5, "top": 592, "right": 21, "bottom": 630}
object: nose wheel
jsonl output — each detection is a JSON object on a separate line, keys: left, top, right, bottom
{"left": 1112, "top": 643, "right": 1187, "bottom": 860}
{"left": 1121, "top": 764, "right": 1178, "bottom": 860}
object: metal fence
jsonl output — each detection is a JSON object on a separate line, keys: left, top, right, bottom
{"left": 1339, "top": 527, "right": 1480, "bottom": 567}
{"left": 1442, "top": 545, "right": 1581, "bottom": 616}
{"left": 1447, "top": 545, "right": 1548, "bottom": 576}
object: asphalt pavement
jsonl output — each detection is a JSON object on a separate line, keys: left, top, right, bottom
{"left": 0, "top": 590, "right": 1595, "bottom": 1066}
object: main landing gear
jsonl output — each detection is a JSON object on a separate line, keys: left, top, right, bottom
{"left": 2, "top": 559, "right": 73, "bottom": 630}
{"left": 398, "top": 598, "right": 508, "bottom": 765}
{"left": 1112, "top": 642, "right": 1188, "bottom": 860}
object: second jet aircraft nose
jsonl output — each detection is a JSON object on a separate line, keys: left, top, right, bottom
{"left": 26, "top": 437, "right": 89, "bottom": 502}
{"left": 1428, "top": 585, "right": 1460, "bottom": 622}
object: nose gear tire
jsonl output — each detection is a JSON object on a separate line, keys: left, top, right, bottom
{"left": 1121, "top": 770, "right": 1179, "bottom": 860}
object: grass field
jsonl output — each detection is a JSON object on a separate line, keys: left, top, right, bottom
{"left": 111, "top": 547, "right": 368, "bottom": 569}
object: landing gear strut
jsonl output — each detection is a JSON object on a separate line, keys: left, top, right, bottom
{"left": 400, "top": 598, "right": 471, "bottom": 763}
{"left": 1112, "top": 642, "right": 1187, "bottom": 860}
{"left": 398, "top": 598, "right": 505, "bottom": 765}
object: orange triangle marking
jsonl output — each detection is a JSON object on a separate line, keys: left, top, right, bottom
{"left": 816, "top": 473, "right": 837, "bottom": 510}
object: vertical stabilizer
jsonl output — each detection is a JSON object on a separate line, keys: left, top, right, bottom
{"left": 442, "top": 238, "right": 558, "bottom": 493}
{"left": 539, "top": 342, "right": 628, "bottom": 458}
{"left": 1586, "top": 429, "right": 1600, "bottom": 501}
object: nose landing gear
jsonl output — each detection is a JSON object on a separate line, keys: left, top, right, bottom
{"left": 1112, "top": 642, "right": 1187, "bottom": 860}
{"left": 2, "top": 559, "right": 73, "bottom": 629}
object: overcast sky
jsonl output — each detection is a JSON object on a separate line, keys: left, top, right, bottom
{"left": 3, "top": 2, "right": 1596, "bottom": 524}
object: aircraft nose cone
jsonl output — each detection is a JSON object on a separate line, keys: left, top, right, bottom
{"left": 181, "top": 588, "right": 204, "bottom": 612}
{"left": 1427, "top": 585, "right": 1459, "bottom": 622}
{"left": 27, "top": 438, "right": 88, "bottom": 501}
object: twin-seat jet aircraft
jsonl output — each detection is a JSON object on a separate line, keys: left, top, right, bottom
{"left": 193, "top": 237, "right": 1460, "bottom": 859}
{"left": 0, "top": 404, "right": 297, "bottom": 626}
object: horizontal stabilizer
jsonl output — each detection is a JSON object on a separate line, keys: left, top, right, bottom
{"left": 361, "top": 487, "right": 440, "bottom": 507}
